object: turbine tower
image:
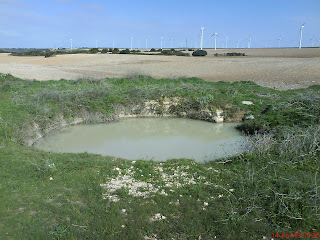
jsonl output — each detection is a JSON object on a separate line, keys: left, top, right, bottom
{"left": 277, "top": 37, "right": 282, "bottom": 48}
{"left": 145, "top": 38, "right": 148, "bottom": 49}
{"left": 248, "top": 36, "right": 252, "bottom": 48}
{"left": 299, "top": 23, "right": 305, "bottom": 49}
{"left": 225, "top": 36, "right": 228, "bottom": 49}
{"left": 160, "top": 37, "right": 163, "bottom": 49}
{"left": 70, "top": 39, "right": 72, "bottom": 50}
{"left": 212, "top": 33, "right": 218, "bottom": 50}
{"left": 170, "top": 38, "right": 174, "bottom": 48}
{"left": 237, "top": 40, "right": 239, "bottom": 49}
{"left": 200, "top": 27, "right": 204, "bottom": 50}
{"left": 311, "top": 36, "right": 315, "bottom": 47}
{"left": 131, "top": 37, "right": 133, "bottom": 50}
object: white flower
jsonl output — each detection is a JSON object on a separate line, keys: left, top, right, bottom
{"left": 229, "top": 189, "right": 234, "bottom": 192}
{"left": 49, "top": 177, "right": 53, "bottom": 180}
{"left": 121, "top": 225, "right": 125, "bottom": 228}
{"left": 121, "top": 209, "right": 127, "bottom": 213}
{"left": 203, "top": 202, "right": 209, "bottom": 206}
{"left": 218, "top": 194, "right": 223, "bottom": 198}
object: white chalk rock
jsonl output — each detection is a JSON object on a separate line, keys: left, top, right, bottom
{"left": 242, "top": 101, "right": 253, "bottom": 105}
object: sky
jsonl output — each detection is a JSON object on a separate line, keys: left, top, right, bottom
{"left": 1, "top": 0, "right": 320, "bottom": 49}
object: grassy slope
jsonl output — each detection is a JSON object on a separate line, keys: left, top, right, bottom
{"left": 0, "top": 74, "right": 319, "bottom": 239}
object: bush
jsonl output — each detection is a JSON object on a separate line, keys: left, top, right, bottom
{"left": 188, "top": 49, "right": 194, "bottom": 51}
{"left": 161, "top": 50, "right": 175, "bottom": 55}
{"left": 214, "top": 52, "right": 246, "bottom": 57}
{"left": 226, "top": 52, "right": 245, "bottom": 56}
{"left": 88, "top": 48, "right": 99, "bottom": 54}
{"left": 112, "top": 48, "right": 119, "bottom": 54}
{"left": 150, "top": 48, "right": 157, "bottom": 52}
{"left": 120, "top": 49, "right": 130, "bottom": 54}
{"left": 44, "top": 51, "right": 55, "bottom": 58}
{"left": 176, "top": 51, "right": 190, "bottom": 56}
{"left": 192, "top": 50, "right": 207, "bottom": 56}
{"left": 101, "top": 49, "right": 109, "bottom": 54}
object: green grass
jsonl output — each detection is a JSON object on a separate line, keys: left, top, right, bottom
{"left": 0, "top": 73, "right": 319, "bottom": 239}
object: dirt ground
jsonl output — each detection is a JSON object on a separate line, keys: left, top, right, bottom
{"left": 1, "top": 48, "right": 320, "bottom": 90}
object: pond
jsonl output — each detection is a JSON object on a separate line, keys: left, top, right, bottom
{"left": 34, "top": 118, "right": 247, "bottom": 162}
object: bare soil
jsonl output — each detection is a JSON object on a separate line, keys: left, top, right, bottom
{"left": 1, "top": 48, "right": 320, "bottom": 90}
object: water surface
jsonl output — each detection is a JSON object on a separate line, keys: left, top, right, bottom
{"left": 35, "top": 118, "right": 246, "bottom": 162}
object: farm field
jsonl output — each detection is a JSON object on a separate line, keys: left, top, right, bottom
{"left": 1, "top": 48, "right": 320, "bottom": 90}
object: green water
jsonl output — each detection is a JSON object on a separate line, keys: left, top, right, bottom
{"left": 35, "top": 118, "right": 246, "bottom": 162}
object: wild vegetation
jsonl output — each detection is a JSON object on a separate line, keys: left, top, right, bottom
{"left": 0, "top": 73, "right": 319, "bottom": 239}
{"left": 214, "top": 52, "right": 246, "bottom": 57}
{"left": 192, "top": 50, "right": 208, "bottom": 56}
{"left": 161, "top": 49, "right": 190, "bottom": 56}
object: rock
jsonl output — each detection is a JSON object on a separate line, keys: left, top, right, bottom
{"left": 244, "top": 114, "right": 254, "bottom": 120}
{"left": 242, "top": 101, "right": 253, "bottom": 105}
{"left": 213, "top": 110, "right": 224, "bottom": 123}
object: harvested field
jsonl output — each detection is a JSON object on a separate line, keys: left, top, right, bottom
{"left": 0, "top": 48, "right": 320, "bottom": 90}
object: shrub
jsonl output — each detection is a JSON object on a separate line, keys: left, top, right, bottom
{"left": 44, "top": 51, "right": 55, "bottom": 58}
{"left": 112, "top": 48, "right": 119, "bottom": 54}
{"left": 192, "top": 50, "right": 207, "bottom": 56}
{"left": 176, "top": 51, "right": 190, "bottom": 56}
{"left": 226, "top": 52, "right": 245, "bottom": 56}
{"left": 88, "top": 48, "right": 99, "bottom": 54}
{"left": 188, "top": 49, "right": 194, "bottom": 51}
{"left": 120, "top": 49, "right": 130, "bottom": 54}
{"left": 150, "top": 48, "right": 157, "bottom": 52}
{"left": 101, "top": 49, "right": 109, "bottom": 54}
{"left": 161, "top": 49, "right": 175, "bottom": 55}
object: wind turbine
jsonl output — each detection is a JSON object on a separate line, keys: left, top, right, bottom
{"left": 310, "top": 36, "right": 315, "bottom": 47}
{"left": 299, "top": 23, "right": 305, "bottom": 49}
{"left": 131, "top": 37, "right": 133, "bottom": 50}
{"left": 225, "top": 36, "right": 228, "bottom": 49}
{"left": 112, "top": 40, "right": 114, "bottom": 49}
{"left": 277, "top": 37, "right": 282, "bottom": 48}
{"left": 237, "top": 40, "right": 239, "bottom": 49}
{"left": 170, "top": 38, "right": 174, "bottom": 48}
{"left": 70, "top": 39, "right": 73, "bottom": 50}
{"left": 160, "top": 37, "right": 163, "bottom": 49}
{"left": 96, "top": 40, "right": 98, "bottom": 48}
{"left": 145, "top": 38, "right": 148, "bottom": 49}
{"left": 248, "top": 36, "right": 252, "bottom": 48}
{"left": 200, "top": 27, "right": 204, "bottom": 50}
{"left": 212, "top": 33, "right": 218, "bottom": 50}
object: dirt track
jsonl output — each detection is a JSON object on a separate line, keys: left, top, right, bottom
{"left": 1, "top": 48, "right": 320, "bottom": 90}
